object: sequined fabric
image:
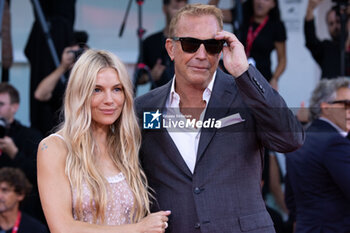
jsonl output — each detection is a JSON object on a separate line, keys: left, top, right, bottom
{"left": 72, "top": 173, "right": 134, "bottom": 225}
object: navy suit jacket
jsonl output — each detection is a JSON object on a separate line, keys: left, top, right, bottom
{"left": 285, "top": 119, "right": 350, "bottom": 233}
{"left": 135, "top": 66, "right": 303, "bottom": 233}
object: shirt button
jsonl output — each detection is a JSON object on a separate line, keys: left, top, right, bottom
{"left": 194, "top": 187, "right": 201, "bottom": 194}
{"left": 194, "top": 222, "right": 201, "bottom": 229}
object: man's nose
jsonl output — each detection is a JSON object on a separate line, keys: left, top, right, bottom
{"left": 195, "top": 44, "right": 207, "bottom": 58}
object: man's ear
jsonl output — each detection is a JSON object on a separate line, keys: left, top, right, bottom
{"left": 320, "top": 102, "right": 329, "bottom": 116}
{"left": 17, "top": 193, "right": 25, "bottom": 202}
{"left": 11, "top": 103, "right": 19, "bottom": 116}
{"left": 165, "top": 38, "right": 175, "bottom": 61}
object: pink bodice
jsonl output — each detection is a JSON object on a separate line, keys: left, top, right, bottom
{"left": 72, "top": 173, "right": 134, "bottom": 225}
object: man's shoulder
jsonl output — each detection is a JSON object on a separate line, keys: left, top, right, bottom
{"left": 303, "top": 119, "right": 348, "bottom": 148}
{"left": 285, "top": 120, "right": 334, "bottom": 159}
{"left": 308, "top": 119, "right": 339, "bottom": 133}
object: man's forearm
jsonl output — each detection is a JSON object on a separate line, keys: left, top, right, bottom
{"left": 34, "top": 65, "right": 67, "bottom": 101}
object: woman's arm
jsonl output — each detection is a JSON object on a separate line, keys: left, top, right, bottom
{"left": 270, "top": 41, "right": 286, "bottom": 90}
{"left": 268, "top": 154, "right": 289, "bottom": 214}
{"left": 37, "top": 136, "right": 169, "bottom": 233}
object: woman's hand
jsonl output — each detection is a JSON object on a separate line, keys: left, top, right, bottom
{"left": 135, "top": 210, "right": 171, "bottom": 233}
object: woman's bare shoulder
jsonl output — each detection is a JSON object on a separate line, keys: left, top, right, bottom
{"left": 37, "top": 133, "right": 68, "bottom": 164}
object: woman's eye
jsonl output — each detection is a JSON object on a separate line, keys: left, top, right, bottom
{"left": 94, "top": 88, "right": 101, "bottom": 93}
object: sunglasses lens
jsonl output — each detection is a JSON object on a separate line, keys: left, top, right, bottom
{"left": 179, "top": 38, "right": 223, "bottom": 54}
{"left": 204, "top": 40, "right": 224, "bottom": 54}
{"left": 329, "top": 100, "right": 350, "bottom": 108}
{"left": 180, "top": 38, "right": 201, "bottom": 53}
{"left": 341, "top": 101, "right": 350, "bottom": 108}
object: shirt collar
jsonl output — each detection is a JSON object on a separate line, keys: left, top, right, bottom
{"left": 319, "top": 117, "right": 347, "bottom": 137}
{"left": 168, "top": 71, "right": 217, "bottom": 107}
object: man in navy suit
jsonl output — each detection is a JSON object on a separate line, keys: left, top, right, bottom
{"left": 135, "top": 4, "right": 303, "bottom": 233}
{"left": 285, "top": 77, "right": 350, "bottom": 233}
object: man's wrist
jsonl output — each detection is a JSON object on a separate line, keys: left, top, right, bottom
{"left": 234, "top": 64, "right": 250, "bottom": 78}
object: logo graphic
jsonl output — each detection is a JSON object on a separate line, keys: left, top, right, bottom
{"left": 143, "top": 110, "right": 162, "bottom": 129}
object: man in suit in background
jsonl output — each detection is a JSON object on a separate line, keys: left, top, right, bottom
{"left": 135, "top": 4, "right": 303, "bottom": 233}
{"left": 285, "top": 77, "right": 350, "bottom": 233}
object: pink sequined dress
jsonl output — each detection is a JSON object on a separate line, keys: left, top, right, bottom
{"left": 72, "top": 173, "right": 134, "bottom": 225}
{"left": 51, "top": 134, "right": 134, "bottom": 225}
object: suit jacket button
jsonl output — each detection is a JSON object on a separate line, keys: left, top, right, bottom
{"left": 194, "top": 187, "right": 201, "bottom": 194}
{"left": 194, "top": 223, "right": 201, "bottom": 229}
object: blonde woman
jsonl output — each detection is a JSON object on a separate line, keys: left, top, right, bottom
{"left": 37, "top": 49, "right": 170, "bottom": 233}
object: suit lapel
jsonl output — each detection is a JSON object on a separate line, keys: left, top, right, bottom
{"left": 153, "top": 128, "right": 193, "bottom": 178}
{"left": 196, "top": 69, "right": 237, "bottom": 163}
{"left": 146, "top": 81, "right": 193, "bottom": 178}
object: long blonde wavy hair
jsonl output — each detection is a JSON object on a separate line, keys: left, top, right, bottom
{"left": 58, "top": 49, "right": 150, "bottom": 223}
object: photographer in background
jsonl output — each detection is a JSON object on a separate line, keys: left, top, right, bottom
{"left": 305, "top": 0, "right": 350, "bottom": 78}
{"left": 34, "top": 30, "right": 89, "bottom": 136}
{"left": 0, "top": 83, "right": 44, "bottom": 224}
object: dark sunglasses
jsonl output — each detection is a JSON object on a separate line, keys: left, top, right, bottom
{"left": 172, "top": 37, "right": 225, "bottom": 55}
{"left": 328, "top": 100, "right": 350, "bottom": 108}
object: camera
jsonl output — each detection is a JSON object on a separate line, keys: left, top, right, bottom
{"left": 0, "top": 118, "right": 8, "bottom": 138}
{"left": 69, "top": 47, "right": 86, "bottom": 62}
{"left": 69, "top": 31, "right": 89, "bottom": 62}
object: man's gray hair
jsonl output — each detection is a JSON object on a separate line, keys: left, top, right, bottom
{"left": 309, "top": 77, "right": 350, "bottom": 120}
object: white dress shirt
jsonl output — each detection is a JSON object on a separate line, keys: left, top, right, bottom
{"left": 165, "top": 73, "right": 216, "bottom": 173}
